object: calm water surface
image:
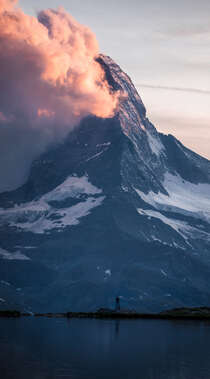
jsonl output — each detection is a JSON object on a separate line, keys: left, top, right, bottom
{"left": 0, "top": 317, "right": 210, "bottom": 379}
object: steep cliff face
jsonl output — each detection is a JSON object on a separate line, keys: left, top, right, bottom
{"left": 0, "top": 55, "right": 210, "bottom": 313}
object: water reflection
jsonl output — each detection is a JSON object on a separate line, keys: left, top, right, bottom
{"left": 115, "top": 319, "right": 120, "bottom": 338}
{"left": 0, "top": 317, "right": 210, "bottom": 379}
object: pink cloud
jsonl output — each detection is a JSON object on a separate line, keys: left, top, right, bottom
{"left": 37, "top": 109, "right": 55, "bottom": 118}
{"left": 0, "top": 0, "right": 120, "bottom": 192}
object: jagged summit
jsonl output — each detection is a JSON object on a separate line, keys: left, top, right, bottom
{"left": 0, "top": 55, "right": 210, "bottom": 312}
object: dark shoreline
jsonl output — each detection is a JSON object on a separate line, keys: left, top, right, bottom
{"left": 1, "top": 307, "right": 210, "bottom": 320}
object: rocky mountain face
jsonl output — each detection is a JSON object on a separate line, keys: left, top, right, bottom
{"left": 0, "top": 55, "right": 210, "bottom": 313}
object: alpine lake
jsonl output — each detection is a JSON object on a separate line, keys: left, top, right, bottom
{"left": 1, "top": 315, "right": 210, "bottom": 379}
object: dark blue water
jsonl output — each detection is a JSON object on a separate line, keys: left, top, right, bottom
{"left": 0, "top": 317, "right": 210, "bottom": 379}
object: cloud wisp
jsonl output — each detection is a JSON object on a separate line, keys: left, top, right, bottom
{"left": 158, "top": 24, "right": 210, "bottom": 38}
{"left": 137, "top": 84, "right": 210, "bottom": 96}
{"left": 0, "top": 0, "right": 119, "bottom": 192}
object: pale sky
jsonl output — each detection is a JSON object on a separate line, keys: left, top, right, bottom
{"left": 19, "top": 0, "right": 210, "bottom": 159}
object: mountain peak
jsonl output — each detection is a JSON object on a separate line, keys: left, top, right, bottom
{"left": 0, "top": 55, "right": 210, "bottom": 313}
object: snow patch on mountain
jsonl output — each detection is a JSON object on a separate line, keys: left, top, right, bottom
{"left": 146, "top": 131, "right": 165, "bottom": 156}
{"left": 137, "top": 208, "right": 191, "bottom": 241}
{"left": 0, "top": 248, "right": 30, "bottom": 260}
{"left": 43, "top": 175, "right": 102, "bottom": 202}
{"left": 0, "top": 175, "right": 105, "bottom": 234}
{"left": 137, "top": 208, "right": 210, "bottom": 243}
{"left": 96, "top": 142, "right": 111, "bottom": 147}
{"left": 136, "top": 172, "right": 210, "bottom": 223}
{"left": 86, "top": 150, "right": 106, "bottom": 162}
{"left": 160, "top": 269, "right": 167, "bottom": 277}
{"left": 1, "top": 281, "right": 11, "bottom": 286}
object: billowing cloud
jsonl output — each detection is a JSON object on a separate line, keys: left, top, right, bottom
{"left": 0, "top": 0, "right": 119, "bottom": 192}
{"left": 0, "top": 0, "right": 16, "bottom": 12}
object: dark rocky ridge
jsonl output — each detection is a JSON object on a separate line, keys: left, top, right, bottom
{"left": 2, "top": 307, "right": 210, "bottom": 321}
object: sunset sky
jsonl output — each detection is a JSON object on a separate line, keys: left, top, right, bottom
{"left": 19, "top": 0, "right": 210, "bottom": 160}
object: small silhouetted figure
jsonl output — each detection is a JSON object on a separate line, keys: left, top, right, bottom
{"left": 115, "top": 296, "right": 120, "bottom": 312}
